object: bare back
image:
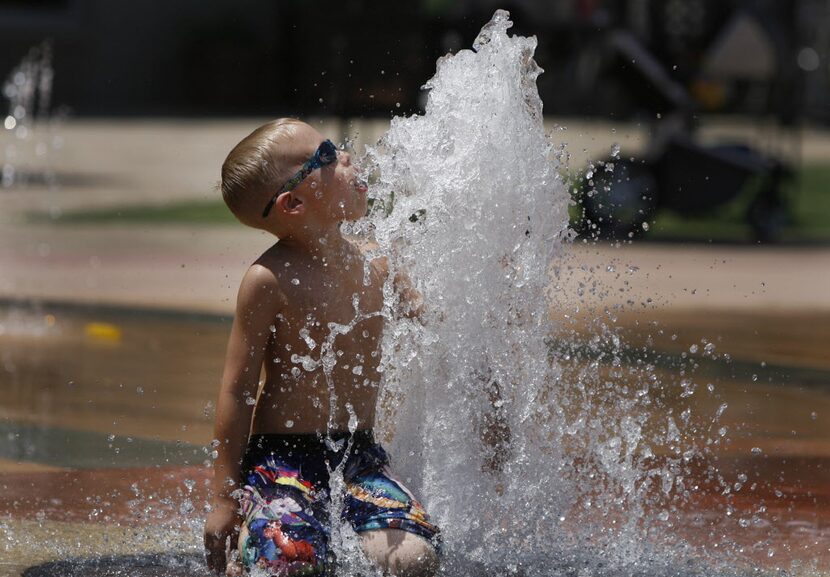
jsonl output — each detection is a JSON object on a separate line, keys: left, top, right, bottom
{"left": 250, "top": 240, "right": 385, "bottom": 434}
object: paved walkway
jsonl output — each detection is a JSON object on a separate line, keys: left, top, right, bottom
{"left": 0, "top": 116, "right": 829, "bottom": 315}
{"left": 1, "top": 219, "right": 829, "bottom": 315}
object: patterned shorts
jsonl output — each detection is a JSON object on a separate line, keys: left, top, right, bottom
{"left": 238, "top": 430, "right": 439, "bottom": 575}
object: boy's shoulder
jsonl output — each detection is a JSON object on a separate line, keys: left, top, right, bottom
{"left": 235, "top": 244, "right": 290, "bottom": 312}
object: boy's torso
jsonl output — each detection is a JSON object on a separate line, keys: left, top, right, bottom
{"left": 251, "top": 240, "right": 386, "bottom": 435}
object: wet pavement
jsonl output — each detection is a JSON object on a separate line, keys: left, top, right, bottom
{"left": 1, "top": 302, "right": 830, "bottom": 573}
{"left": 1, "top": 119, "right": 830, "bottom": 574}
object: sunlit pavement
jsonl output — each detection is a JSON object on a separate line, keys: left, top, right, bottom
{"left": 2, "top": 119, "right": 830, "bottom": 575}
{"left": 0, "top": 466, "right": 209, "bottom": 576}
{"left": 1, "top": 221, "right": 828, "bottom": 317}
{"left": 1, "top": 119, "right": 828, "bottom": 316}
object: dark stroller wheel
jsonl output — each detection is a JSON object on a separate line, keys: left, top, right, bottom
{"left": 582, "top": 160, "right": 659, "bottom": 239}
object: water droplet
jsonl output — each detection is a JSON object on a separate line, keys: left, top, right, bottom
{"left": 299, "top": 328, "right": 317, "bottom": 351}
{"left": 245, "top": 396, "right": 256, "bottom": 406}
{"left": 285, "top": 419, "right": 294, "bottom": 428}
{"left": 642, "top": 221, "right": 650, "bottom": 231}
{"left": 346, "top": 402, "right": 358, "bottom": 433}
{"left": 291, "top": 278, "right": 300, "bottom": 285}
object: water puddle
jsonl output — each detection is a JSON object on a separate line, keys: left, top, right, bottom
{"left": 0, "top": 300, "right": 827, "bottom": 574}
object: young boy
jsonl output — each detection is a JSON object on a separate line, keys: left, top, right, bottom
{"left": 203, "top": 119, "right": 440, "bottom": 577}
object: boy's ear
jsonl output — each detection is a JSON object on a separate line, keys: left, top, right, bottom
{"left": 276, "top": 191, "right": 305, "bottom": 215}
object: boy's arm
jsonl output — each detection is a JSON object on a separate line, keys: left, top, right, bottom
{"left": 368, "top": 254, "right": 425, "bottom": 321}
{"left": 205, "top": 264, "right": 283, "bottom": 573}
{"left": 393, "top": 267, "right": 425, "bottom": 320}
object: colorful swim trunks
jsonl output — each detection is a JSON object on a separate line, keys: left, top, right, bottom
{"left": 238, "top": 430, "right": 440, "bottom": 575}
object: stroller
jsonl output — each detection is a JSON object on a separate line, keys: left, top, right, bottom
{"left": 580, "top": 12, "right": 793, "bottom": 242}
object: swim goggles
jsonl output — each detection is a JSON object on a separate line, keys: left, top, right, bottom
{"left": 262, "top": 139, "right": 338, "bottom": 218}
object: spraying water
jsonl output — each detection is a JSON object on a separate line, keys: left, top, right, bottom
{"left": 349, "top": 10, "right": 733, "bottom": 576}
{"left": 2, "top": 42, "right": 56, "bottom": 191}
{"left": 362, "top": 8, "right": 570, "bottom": 568}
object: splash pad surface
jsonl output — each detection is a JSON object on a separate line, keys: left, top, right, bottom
{"left": 2, "top": 9, "right": 830, "bottom": 577}
{"left": 1, "top": 301, "right": 829, "bottom": 575}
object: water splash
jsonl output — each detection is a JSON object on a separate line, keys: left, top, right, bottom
{"left": 357, "top": 10, "right": 729, "bottom": 575}
{"left": 2, "top": 42, "right": 58, "bottom": 191}
{"left": 360, "top": 9, "right": 572, "bottom": 572}
{"left": 325, "top": 404, "right": 382, "bottom": 577}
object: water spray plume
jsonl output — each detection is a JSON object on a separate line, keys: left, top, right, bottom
{"left": 351, "top": 10, "right": 731, "bottom": 575}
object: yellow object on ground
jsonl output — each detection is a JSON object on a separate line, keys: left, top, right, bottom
{"left": 84, "top": 322, "right": 122, "bottom": 343}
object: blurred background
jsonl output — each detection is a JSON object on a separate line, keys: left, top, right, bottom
{"left": 1, "top": 2, "right": 830, "bottom": 573}
{"left": 1, "top": 0, "right": 829, "bottom": 242}
{"left": 1, "top": 0, "right": 827, "bottom": 119}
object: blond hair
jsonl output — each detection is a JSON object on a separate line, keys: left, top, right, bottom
{"left": 220, "top": 118, "right": 303, "bottom": 224}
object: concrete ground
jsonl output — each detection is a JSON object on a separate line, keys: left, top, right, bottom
{"left": 1, "top": 118, "right": 830, "bottom": 575}
{"left": 0, "top": 117, "right": 828, "bottom": 316}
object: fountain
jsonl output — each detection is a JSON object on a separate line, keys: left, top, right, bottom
{"left": 2, "top": 10, "right": 829, "bottom": 577}
{"left": 352, "top": 10, "right": 798, "bottom": 576}
{"left": 2, "top": 42, "right": 57, "bottom": 192}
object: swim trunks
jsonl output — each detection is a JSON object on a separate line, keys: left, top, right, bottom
{"left": 238, "top": 430, "right": 439, "bottom": 575}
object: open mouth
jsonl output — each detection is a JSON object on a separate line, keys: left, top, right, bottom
{"left": 354, "top": 178, "right": 368, "bottom": 194}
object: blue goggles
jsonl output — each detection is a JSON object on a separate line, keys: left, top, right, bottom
{"left": 262, "top": 139, "right": 338, "bottom": 218}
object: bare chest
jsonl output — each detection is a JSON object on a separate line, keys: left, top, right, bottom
{"left": 266, "top": 266, "right": 386, "bottom": 378}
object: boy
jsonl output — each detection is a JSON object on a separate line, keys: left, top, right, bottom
{"left": 203, "top": 119, "right": 440, "bottom": 577}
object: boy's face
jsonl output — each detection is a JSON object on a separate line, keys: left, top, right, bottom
{"left": 280, "top": 123, "right": 368, "bottom": 224}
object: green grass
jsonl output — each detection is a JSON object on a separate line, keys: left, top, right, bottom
{"left": 570, "top": 163, "right": 830, "bottom": 243}
{"left": 38, "top": 165, "right": 830, "bottom": 243}
{"left": 791, "top": 165, "right": 830, "bottom": 234}
{"left": 645, "top": 164, "right": 830, "bottom": 243}
{"left": 40, "top": 199, "right": 238, "bottom": 225}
